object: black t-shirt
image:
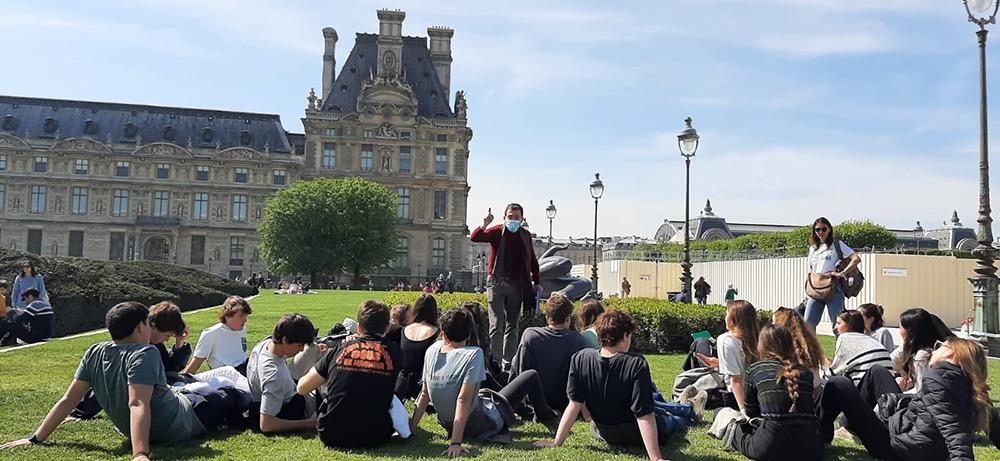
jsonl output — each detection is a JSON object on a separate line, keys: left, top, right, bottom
{"left": 315, "top": 333, "right": 403, "bottom": 448}
{"left": 567, "top": 349, "right": 655, "bottom": 427}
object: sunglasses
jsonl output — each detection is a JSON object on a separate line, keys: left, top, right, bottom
{"left": 933, "top": 340, "right": 949, "bottom": 351}
{"left": 814, "top": 227, "right": 829, "bottom": 233}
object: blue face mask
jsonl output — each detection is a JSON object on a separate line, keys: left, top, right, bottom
{"left": 505, "top": 219, "right": 521, "bottom": 233}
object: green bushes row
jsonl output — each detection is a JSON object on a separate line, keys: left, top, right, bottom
{"left": 382, "top": 292, "right": 770, "bottom": 353}
{"left": 0, "top": 249, "right": 258, "bottom": 337}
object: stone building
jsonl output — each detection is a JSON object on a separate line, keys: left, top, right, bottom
{"left": 0, "top": 8, "right": 473, "bottom": 283}
{"left": 303, "top": 9, "right": 472, "bottom": 283}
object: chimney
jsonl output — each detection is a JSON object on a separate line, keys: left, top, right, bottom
{"left": 427, "top": 26, "right": 454, "bottom": 103}
{"left": 376, "top": 9, "right": 405, "bottom": 78}
{"left": 321, "top": 27, "right": 338, "bottom": 100}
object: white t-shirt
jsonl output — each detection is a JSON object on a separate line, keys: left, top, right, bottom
{"left": 716, "top": 332, "right": 746, "bottom": 391}
{"left": 247, "top": 338, "right": 297, "bottom": 416}
{"left": 192, "top": 323, "right": 248, "bottom": 369}
{"left": 808, "top": 240, "right": 854, "bottom": 274}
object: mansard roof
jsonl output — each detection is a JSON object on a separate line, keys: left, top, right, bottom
{"left": 321, "top": 33, "right": 454, "bottom": 118}
{"left": 0, "top": 95, "right": 293, "bottom": 153}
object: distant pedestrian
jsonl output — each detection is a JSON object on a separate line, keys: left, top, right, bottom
{"left": 0, "top": 288, "right": 53, "bottom": 345}
{"left": 621, "top": 277, "right": 631, "bottom": 298}
{"left": 694, "top": 277, "right": 711, "bottom": 304}
{"left": 11, "top": 261, "right": 47, "bottom": 309}
{"left": 725, "top": 284, "right": 738, "bottom": 305}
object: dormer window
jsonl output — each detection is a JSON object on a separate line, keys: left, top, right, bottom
{"left": 1, "top": 115, "right": 17, "bottom": 131}
{"left": 42, "top": 117, "right": 58, "bottom": 134}
{"left": 122, "top": 122, "right": 138, "bottom": 139}
{"left": 83, "top": 119, "right": 98, "bottom": 136}
{"left": 239, "top": 130, "right": 253, "bottom": 146}
{"left": 163, "top": 125, "right": 176, "bottom": 141}
{"left": 201, "top": 127, "right": 215, "bottom": 143}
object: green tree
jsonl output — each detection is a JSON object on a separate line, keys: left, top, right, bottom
{"left": 834, "top": 220, "right": 896, "bottom": 250}
{"left": 258, "top": 177, "right": 398, "bottom": 285}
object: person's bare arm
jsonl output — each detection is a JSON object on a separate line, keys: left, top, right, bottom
{"left": 128, "top": 383, "right": 154, "bottom": 459}
{"left": 534, "top": 401, "right": 583, "bottom": 448}
{"left": 636, "top": 413, "right": 668, "bottom": 461}
{"left": 258, "top": 413, "right": 316, "bottom": 433}
{"left": 444, "top": 383, "right": 477, "bottom": 457}
{"left": 182, "top": 356, "right": 206, "bottom": 374}
{"left": 0, "top": 379, "right": 90, "bottom": 449}
{"left": 296, "top": 368, "right": 325, "bottom": 396}
{"left": 409, "top": 383, "right": 431, "bottom": 434}
{"left": 731, "top": 374, "right": 747, "bottom": 414}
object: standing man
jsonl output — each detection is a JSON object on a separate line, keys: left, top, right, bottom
{"left": 725, "top": 284, "right": 738, "bottom": 305}
{"left": 694, "top": 276, "right": 711, "bottom": 305}
{"left": 471, "top": 204, "right": 541, "bottom": 372}
{"left": 621, "top": 277, "right": 631, "bottom": 298}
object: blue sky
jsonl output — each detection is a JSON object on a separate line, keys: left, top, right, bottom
{"left": 2, "top": 0, "right": 995, "bottom": 239}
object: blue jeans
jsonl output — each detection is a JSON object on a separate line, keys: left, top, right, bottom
{"left": 653, "top": 392, "right": 694, "bottom": 437}
{"left": 805, "top": 286, "right": 845, "bottom": 334}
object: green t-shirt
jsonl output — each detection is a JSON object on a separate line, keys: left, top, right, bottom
{"left": 725, "top": 288, "right": 737, "bottom": 302}
{"left": 74, "top": 342, "right": 205, "bottom": 443}
{"left": 580, "top": 329, "right": 600, "bottom": 350}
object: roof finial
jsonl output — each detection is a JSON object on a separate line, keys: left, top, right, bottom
{"left": 702, "top": 198, "right": 714, "bottom": 216}
{"left": 951, "top": 210, "right": 961, "bottom": 226}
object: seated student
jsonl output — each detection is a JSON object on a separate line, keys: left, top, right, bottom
{"left": 771, "top": 307, "right": 826, "bottom": 392}
{"left": 578, "top": 299, "right": 605, "bottom": 350}
{"left": 891, "top": 308, "right": 953, "bottom": 394}
{"left": 69, "top": 301, "right": 192, "bottom": 420}
{"left": 819, "top": 337, "right": 995, "bottom": 460}
{"left": 691, "top": 300, "right": 761, "bottom": 413}
{"left": 247, "top": 313, "right": 318, "bottom": 433}
{"left": 409, "top": 309, "right": 557, "bottom": 455}
{"left": 510, "top": 293, "right": 586, "bottom": 412}
{"left": 459, "top": 302, "right": 506, "bottom": 392}
{"left": 535, "top": 310, "right": 699, "bottom": 461}
{"left": 0, "top": 288, "right": 53, "bottom": 345}
{"left": 0, "top": 302, "right": 249, "bottom": 460}
{"left": 858, "top": 303, "right": 894, "bottom": 352}
{"left": 732, "top": 324, "right": 822, "bottom": 461}
{"left": 184, "top": 296, "right": 252, "bottom": 375}
{"left": 297, "top": 300, "right": 407, "bottom": 448}
{"left": 394, "top": 294, "right": 439, "bottom": 400}
{"left": 386, "top": 303, "right": 411, "bottom": 344}
{"left": 829, "top": 310, "right": 893, "bottom": 386}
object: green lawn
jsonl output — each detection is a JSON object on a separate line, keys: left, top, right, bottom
{"left": 0, "top": 291, "right": 997, "bottom": 460}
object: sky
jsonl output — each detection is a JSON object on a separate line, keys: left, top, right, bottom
{"left": 2, "top": 0, "right": 996, "bottom": 239}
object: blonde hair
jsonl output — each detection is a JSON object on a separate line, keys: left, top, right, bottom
{"left": 945, "top": 337, "right": 992, "bottom": 433}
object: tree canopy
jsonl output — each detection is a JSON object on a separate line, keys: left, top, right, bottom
{"left": 258, "top": 177, "right": 398, "bottom": 283}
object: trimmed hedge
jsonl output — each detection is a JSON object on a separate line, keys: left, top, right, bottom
{"left": 382, "top": 292, "right": 771, "bottom": 353}
{"left": 0, "top": 249, "right": 258, "bottom": 337}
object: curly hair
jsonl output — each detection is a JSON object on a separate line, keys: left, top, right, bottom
{"left": 772, "top": 307, "right": 825, "bottom": 371}
{"left": 757, "top": 324, "right": 802, "bottom": 413}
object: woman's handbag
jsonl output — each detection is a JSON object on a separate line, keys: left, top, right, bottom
{"left": 833, "top": 241, "right": 865, "bottom": 298}
{"left": 806, "top": 273, "right": 836, "bottom": 301}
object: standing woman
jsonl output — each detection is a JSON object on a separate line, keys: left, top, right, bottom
{"left": 804, "top": 218, "right": 860, "bottom": 332}
{"left": 11, "top": 261, "right": 47, "bottom": 309}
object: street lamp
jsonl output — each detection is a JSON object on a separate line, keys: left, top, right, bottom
{"left": 962, "top": 0, "right": 1000, "bottom": 355}
{"left": 913, "top": 221, "right": 924, "bottom": 253}
{"left": 677, "top": 116, "right": 700, "bottom": 304}
{"left": 589, "top": 173, "right": 604, "bottom": 295}
{"left": 545, "top": 200, "right": 557, "bottom": 245}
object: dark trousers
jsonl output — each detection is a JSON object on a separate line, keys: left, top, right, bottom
{"left": 857, "top": 366, "right": 902, "bottom": 408}
{"left": 69, "top": 390, "right": 103, "bottom": 420}
{"left": 818, "top": 376, "right": 898, "bottom": 460}
{"left": 247, "top": 393, "right": 308, "bottom": 430}
{"left": 498, "top": 369, "right": 556, "bottom": 423}
{"left": 487, "top": 281, "right": 525, "bottom": 370}
{"left": 991, "top": 408, "right": 1000, "bottom": 450}
{"left": 733, "top": 419, "right": 823, "bottom": 461}
{"left": 181, "top": 385, "right": 252, "bottom": 431}
{"left": 0, "top": 319, "right": 45, "bottom": 344}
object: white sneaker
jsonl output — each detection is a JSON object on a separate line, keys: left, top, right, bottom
{"left": 678, "top": 384, "right": 699, "bottom": 404}
{"left": 689, "top": 390, "right": 709, "bottom": 423}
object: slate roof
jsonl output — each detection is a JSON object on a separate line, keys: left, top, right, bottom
{"left": 321, "top": 33, "right": 454, "bottom": 118}
{"left": 0, "top": 95, "right": 293, "bottom": 153}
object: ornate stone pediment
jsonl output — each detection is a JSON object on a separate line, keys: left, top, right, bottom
{"left": 357, "top": 73, "right": 419, "bottom": 114}
{"left": 51, "top": 137, "right": 115, "bottom": 155}
{"left": 217, "top": 147, "right": 269, "bottom": 162}
{"left": 0, "top": 133, "right": 31, "bottom": 149}
{"left": 132, "top": 142, "right": 194, "bottom": 159}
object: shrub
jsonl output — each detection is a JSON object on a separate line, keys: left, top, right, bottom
{"left": 382, "top": 292, "right": 771, "bottom": 353}
{"left": 0, "top": 249, "right": 258, "bottom": 337}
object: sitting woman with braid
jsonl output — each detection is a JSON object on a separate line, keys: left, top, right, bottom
{"left": 732, "top": 324, "right": 822, "bottom": 461}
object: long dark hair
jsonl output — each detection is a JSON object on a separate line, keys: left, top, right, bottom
{"left": 858, "top": 303, "right": 885, "bottom": 332}
{"left": 412, "top": 294, "right": 439, "bottom": 326}
{"left": 20, "top": 261, "right": 38, "bottom": 278}
{"left": 757, "top": 324, "right": 803, "bottom": 413}
{"left": 809, "top": 217, "right": 834, "bottom": 248}
{"left": 837, "top": 310, "right": 866, "bottom": 333}
{"left": 898, "top": 308, "right": 953, "bottom": 382}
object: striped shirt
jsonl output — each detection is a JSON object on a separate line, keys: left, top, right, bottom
{"left": 18, "top": 300, "right": 54, "bottom": 340}
{"left": 830, "top": 332, "right": 893, "bottom": 385}
{"left": 744, "top": 360, "right": 816, "bottom": 420}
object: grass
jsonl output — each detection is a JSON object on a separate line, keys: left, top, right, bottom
{"left": 0, "top": 291, "right": 996, "bottom": 460}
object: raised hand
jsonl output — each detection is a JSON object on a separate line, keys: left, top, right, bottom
{"left": 482, "top": 208, "right": 494, "bottom": 229}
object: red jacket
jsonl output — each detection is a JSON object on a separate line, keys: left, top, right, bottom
{"left": 470, "top": 224, "right": 540, "bottom": 285}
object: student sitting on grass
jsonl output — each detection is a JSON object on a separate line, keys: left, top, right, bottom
{"left": 297, "top": 300, "right": 407, "bottom": 448}
{"left": 510, "top": 292, "right": 586, "bottom": 412}
{"left": 386, "top": 303, "right": 411, "bottom": 344}
{"left": 535, "top": 310, "right": 701, "bottom": 461}
{"left": 69, "top": 301, "right": 192, "bottom": 421}
{"left": 0, "top": 288, "right": 53, "bottom": 345}
{"left": 395, "top": 294, "right": 440, "bottom": 400}
{"left": 578, "top": 299, "right": 605, "bottom": 350}
{"left": 0, "top": 302, "right": 250, "bottom": 461}
{"left": 692, "top": 300, "right": 761, "bottom": 413}
{"left": 247, "top": 313, "right": 318, "bottom": 433}
{"left": 409, "top": 309, "right": 558, "bottom": 456}
{"left": 183, "top": 296, "right": 252, "bottom": 375}
{"left": 829, "top": 310, "right": 892, "bottom": 386}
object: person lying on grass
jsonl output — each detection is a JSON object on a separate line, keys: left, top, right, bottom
{"left": 0, "top": 301, "right": 250, "bottom": 461}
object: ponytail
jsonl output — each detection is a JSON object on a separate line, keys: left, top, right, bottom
{"left": 778, "top": 360, "right": 801, "bottom": 413}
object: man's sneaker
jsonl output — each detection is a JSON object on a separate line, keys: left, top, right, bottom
{"left": 689, "top": 390, "right": 709, "bottom": 423}
{"left": 678, "top": 384, "right": 699, "bottom": 404}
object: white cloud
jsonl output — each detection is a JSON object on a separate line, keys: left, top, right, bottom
{"left": 753, "top": 30, "right": 895, "bottom": 57}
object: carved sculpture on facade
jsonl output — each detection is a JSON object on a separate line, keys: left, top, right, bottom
{"left": 454, "top": 90, "right": 468, "bottom": 119}
{"left": 376, "top": 122, "right": 398, "bottom": 138}
{"left": 307, "top": 88, "right": 318, "bottom": 110}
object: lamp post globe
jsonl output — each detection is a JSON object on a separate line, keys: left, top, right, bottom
{"left": 677, "top": 117, "right": 699, "bottom": 304}
{"left": 589, "top": 174, "right": 604, "bottom": 296}
{"left": 546, "top": 200, "right": 557, "bottom": 245}
{"left": 962, "top": 0, "right": 1000, "bottom": 356}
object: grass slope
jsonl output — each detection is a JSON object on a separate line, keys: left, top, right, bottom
{"left": 0, "top": 291, "right": 996, "bottom": 460}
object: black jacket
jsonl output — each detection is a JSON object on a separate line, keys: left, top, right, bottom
{"left": 889, "top": 362, "right": 976, "bottom": 461}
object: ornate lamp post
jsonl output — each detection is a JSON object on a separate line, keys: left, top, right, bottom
{"left": 964, "top": 0, "right": 1000, "bottom": 355}
{"left": 589, "top": 174, "right": 604, "bottom": 294}
{"left": 677, "top": 117, "right": 700, "bottom": 304}
{"left": 546, "top": 200, "right": 558, "bottom": 245}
